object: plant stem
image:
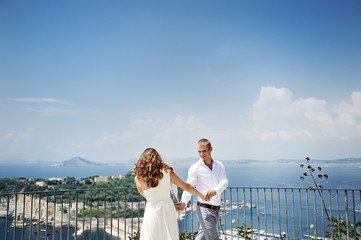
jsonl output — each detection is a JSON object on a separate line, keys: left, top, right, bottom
{"left": 309, "top": 170, "right": 330, "bottom": 220}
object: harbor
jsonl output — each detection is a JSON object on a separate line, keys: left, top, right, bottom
{"left": 220, "top": 228, "right": 287, "bottom": 240}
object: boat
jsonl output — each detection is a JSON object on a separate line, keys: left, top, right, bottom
{"left": 10, "top": 220, "right": 28, "bottom": 227}
{"left": 219, "top": 228, "right": 286, "bottom": 239}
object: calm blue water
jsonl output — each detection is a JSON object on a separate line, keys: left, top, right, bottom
{"left": 0, "top": 161, "right": 360, "bottom": 189}
{"left": 1, "top": 161, "right": 360, "bottom": 239}
{"left": 0, "top": 217, "right": 119, "bottom": 240}
{"left": 0, "top": 164, "right": 132, "bottom": 180}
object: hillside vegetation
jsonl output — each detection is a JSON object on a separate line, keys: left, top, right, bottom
{"left": 0, "top": 171, "right": 136, "bottom": 194}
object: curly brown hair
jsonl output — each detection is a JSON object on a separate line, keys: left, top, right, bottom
{"left": 133, "top": 148, "right": 173, "bottom": 188}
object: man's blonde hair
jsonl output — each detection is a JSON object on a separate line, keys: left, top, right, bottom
{"left": 197, "top": 138, "right": 212, "bottom": 149}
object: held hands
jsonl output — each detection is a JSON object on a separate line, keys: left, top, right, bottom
{"left": 205, "top": 190, "right": 216, "bottom": 200}
{"left": 201, "top": 190, "right": 216, "bottom": 202}
{"left": 174, "top": 202, "right": 185, "bottom": 211}
{"left": 201, "top": 193, "right": 210, "bottom": 202}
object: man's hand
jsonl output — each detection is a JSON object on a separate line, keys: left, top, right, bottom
{"left": 174, "top": 202, "right": 186, "bottom": 211}
{"left": 205, "top": 190, "right": 216, "bottom": 200}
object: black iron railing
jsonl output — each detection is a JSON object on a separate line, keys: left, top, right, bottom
{"left": 1, "top": 187, "right": 360, "bottom": 239}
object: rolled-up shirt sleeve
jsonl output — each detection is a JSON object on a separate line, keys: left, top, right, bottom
{"left": 213, "top": 162, "right": 228, "bottom": 196}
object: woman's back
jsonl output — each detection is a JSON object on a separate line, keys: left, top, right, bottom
{"left": 143, "top": 170, "right": 171, "bottom": 202}
{"left": 140, "top": 170, "right": 179, "bottom": 240}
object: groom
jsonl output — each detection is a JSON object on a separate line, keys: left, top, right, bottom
{"left": 175, "top": 138, "right": 228, "bottom": 240}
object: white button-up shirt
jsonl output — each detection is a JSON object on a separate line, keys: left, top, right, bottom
{"left": 180, "top": 159, "right": 228, "bottom": 207}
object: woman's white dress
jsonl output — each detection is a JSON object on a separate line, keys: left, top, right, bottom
{"left": 140, "top": 170, "right": 179, "bottom": 240}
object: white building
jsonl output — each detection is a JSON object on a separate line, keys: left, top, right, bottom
{"left": 94, "top": 176, "right": 110, "bottom": 182}
{"left": 49, "top": 177, "right": 62, "bottom": 181}
{"left": 127, "top": 201, "right": 146, "bottom": 209}
{"left": 35, "top": 181, "right": 46, "bottom": 187}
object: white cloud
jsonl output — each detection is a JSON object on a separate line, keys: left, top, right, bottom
{"left": 250, "top": 86, "right": 361, "bottom": 142}
{"left": 3, "top": 87, "right": 360, "bottom": 162}
{"left": 82, "top": 115, "right": 211, "bottom": 160}
{"left": 95, "top": 133, "right": 120, "bottom": 148}
{"left": 1, "top": 97, "right": 97, "bottom": 116}
{"left": 260, "top": 129, "right": 312, "bottom": 142}
{"left": 252, "top": 86, "right": 294, "bottom": 129}
{"left": 94, "top": 114, "right": 208, "bottom": 146}
{"left": 2, "top": 98, "right": 99, "bottom": 116}
{"left": 124, "top": 114, "right": 207, "bottom": 140}
{"left": 12, "top": 98, "right": 70, "bottom": 105}
{"left": 26, "top": 107, "right": 97, "bottom": 116}
{"left": 1, "top": 128, "right": 36, "bottom": 145}
{"left": 333, "top": 91, "right": 361, "bottom": 139}
{"left": 69, "top": 87, "right": 361, "bottom": 161}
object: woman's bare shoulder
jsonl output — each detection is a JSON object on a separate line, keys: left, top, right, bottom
{"left": 135, "top": 176, "right": 151, "bottom": 190}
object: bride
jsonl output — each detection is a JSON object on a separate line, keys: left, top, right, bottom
{"left": 134, "top": 148, "right": 209, "bottom": 240}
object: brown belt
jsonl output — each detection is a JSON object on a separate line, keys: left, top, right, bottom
{"left": 197, "top": 202, "right": 220, "bottom": 211}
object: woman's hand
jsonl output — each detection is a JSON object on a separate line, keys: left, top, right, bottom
{"left": 205, "top": 190, "right": 216, "bottom": 200}
{"left": 200, "top": 194, "right": 210, "bottom": 201}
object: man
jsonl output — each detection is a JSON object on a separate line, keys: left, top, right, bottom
{"left": 175, "top": 138, "right": 228, "bottom": 240}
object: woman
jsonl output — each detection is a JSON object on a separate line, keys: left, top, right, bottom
{"left": 134, "top": 148, "right": 208, "bottom": 240}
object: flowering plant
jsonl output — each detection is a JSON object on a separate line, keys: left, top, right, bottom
{"left": 300, "top": 157, "right": 361, "bottom": 239}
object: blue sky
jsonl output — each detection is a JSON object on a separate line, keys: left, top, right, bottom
{"left": 1, "top": 0, "right": 360, "bottom": 164}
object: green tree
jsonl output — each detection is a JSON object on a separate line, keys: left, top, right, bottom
{"left": 65, "top": 176, "right": 77, "bottom": 185}
{"left": 180, "top": 231, "right": 198, "bottom": 240}
{"left": 128, "top": 231, "right": 140, "bottom": 240}
{"left": 236, "top": 223, "right": 253, "bottom": 240}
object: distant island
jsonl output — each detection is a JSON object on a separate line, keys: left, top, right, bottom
{"left": 52, "top": 157, "right": 102, "bottom": 167}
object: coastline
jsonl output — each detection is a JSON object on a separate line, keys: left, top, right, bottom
{"left": 0, "top": 196, "right": 141, "bottom": 239}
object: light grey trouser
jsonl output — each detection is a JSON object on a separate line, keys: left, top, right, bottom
{"left": 195, "top": 205, "right": 219, "bottom": 240}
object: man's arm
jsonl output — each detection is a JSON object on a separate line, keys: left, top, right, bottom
{"left": 213, "top": 162, "right": 229, "bottom": 196}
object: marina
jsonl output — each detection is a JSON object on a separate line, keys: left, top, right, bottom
{"left": 220, "top": 228, "right": 287, "bottom": 240}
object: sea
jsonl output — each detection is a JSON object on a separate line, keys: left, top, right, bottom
{"left": 1, "top": 160, "right": 361, "bottom": 239}
{"left": 1, "top": 160, "right": 360, "bottom": 189}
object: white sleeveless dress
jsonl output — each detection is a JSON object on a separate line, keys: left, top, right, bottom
{"left": 140, "top": 170, "right": 179, "bottom": 240}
